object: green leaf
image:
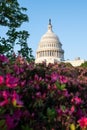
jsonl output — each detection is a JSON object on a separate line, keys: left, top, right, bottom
{"left": 0, "top": 120, "right": 5, "bottom": 126}
{"left": 55, "top": 81, "right": 66, "bottom": 90}
{"left": 55, "top": 81, "right": 60, "bottom": 89}
{"left": 0, "top": 120, "right": 7, "bottom": 130}
{"left": 0, "top": 109, "right": 6, "bottom": 114}
{"left": 60, "top": 84, "right": 66, "bottom": 90}
{"left": 0, "top": 0, "right": 34, "bottom": 60}
{"left": 47, "top": 108, "right": 56, "bottom": 120}
{"left": 61, "top": 105, "right": 66, "bottom": 111}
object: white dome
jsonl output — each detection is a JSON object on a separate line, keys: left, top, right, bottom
{"left": 41, "top": 29, "right": 59, "bottom": 42}
{"left": 35, "top": 19, "right": 64, "bottom": 64}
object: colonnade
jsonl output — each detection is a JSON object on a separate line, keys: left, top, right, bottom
{"left": 36, "top": 50, "right": 63, "bottom": 58}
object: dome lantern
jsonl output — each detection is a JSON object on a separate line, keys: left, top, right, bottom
{"left": 48, "top": 19, "right": 53, "bottom": 32}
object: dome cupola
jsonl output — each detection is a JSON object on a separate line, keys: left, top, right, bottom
{"left": 35, "top": 19, "right": 64, "bottom": 64}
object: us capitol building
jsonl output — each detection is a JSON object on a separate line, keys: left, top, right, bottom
{"left": 35, "top": 19, "right": 85, "bottom": 66}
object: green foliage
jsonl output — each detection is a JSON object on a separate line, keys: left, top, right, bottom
{"left": 55, "top": 81, "right": 66, "bottom": 90}
{"left": 0, "top": 120, "right": 7, "bottom": 130}
{"left": 47, "top": 108, "right": 56, "bottom": 121}
{"left": 0, "top": 0, "right": 28, "bottom": 27}
{"left": 0, "top": 0, "right": 34, "bottom": 61}
{"left": 21, "top": 125, "right": 33, "bottom": 130}
{"left": 80, "top": 61, "right": 87, "bottom": 68}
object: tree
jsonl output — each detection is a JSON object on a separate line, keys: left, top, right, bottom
{"left": 0, "top": 0, "right": 34, "bottom": 61}
{"left": 80, "top": 61, "right": 87, "bottom": 68}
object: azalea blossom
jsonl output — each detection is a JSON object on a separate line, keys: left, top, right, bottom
{"left": 51, "top": 72, "right": 59, "bottom": 82}
{"left": 59, "top": 75, "right": 68, "bottom": 84}
{"left": 12, "top": 91, "right": 23, "bottom": 107}
{"left": 70, "top": 105, "right": 75, "bottom": 113}
{"left": 2, "top": 90, "right": 8, "bottom": 99}
{"left": 36, "top": 92, "right": 41, "bottom": 98}
{"left": 78, "top": 117, "right": 87, "bottom": 129}
{"left": 0, "top": 54, "right": 87, "bottom": 129}
{"left": 6, "top": 74, "right": 19, "bottom": 88}
{"left": 0, "top": 91, "right": 9, "bottom": 106}
{"left": 6, "top": 110, "right": 22, "bottom": 130}
{"left": 16, "top": 55, "right": 26, "bottom": 64}
{"left": 0, "top": 99, "right": 9, "bottom": 107}
{"left": 0, "top": 54, "right": 9, "bottom": 63}
{"left": 71, "top": 96, "right": 82, "bottom": 104}
{"left": 20, "top": 80, "right": 26, "bottom": 87}
{"left": 0, "top": 75, "right": 4, "bottom": 85}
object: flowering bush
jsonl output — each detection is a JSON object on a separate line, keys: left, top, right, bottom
{"left": 0, "top": 55, "right": 87, "bottom": 130}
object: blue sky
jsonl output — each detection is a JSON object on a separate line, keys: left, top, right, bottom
{"left": 1, "top": 0, "right": 87, "bottom": 60}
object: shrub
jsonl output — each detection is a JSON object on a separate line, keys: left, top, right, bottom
{"left": 0, "top": 55, "right": 87, "bottom": 130}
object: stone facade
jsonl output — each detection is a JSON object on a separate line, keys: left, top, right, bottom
{"left": 64, "top": 58, "right": 85, "bottom": 67}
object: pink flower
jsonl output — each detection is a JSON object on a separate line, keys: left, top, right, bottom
{"left": 36, "top": 92, "right": 41, "bottom": 98}
{"left": 0, "top": 99, "right": 9, "bottom": 107}
{"left": 78, "top": 117, "right": 87, "bottom": 129}
{"left": 53, "top": 84, "right": 57, "bottom": 90}
{"left": 47, "top": 84, "right": 51, "bottom": 90}
{"left": 6, "top": 74, "right": 19, "bottom": 88}
{"left": 6, "top": 115, "right": 15, "bottom": 130}
{"left": 62, "top": 90, "right": 69, "bottom": 97}
{"left": 6, "top": 110, "right": 22, "bottom": 130}
{"left": 71, "top": 97, "right": 82, "bottom": 104}
{"left": 0, "top": 55, "right": 9, "bottom": 63}
{"left": 59, "top": 75, "right": 68, "bottom": 84}
{"left": 2, "top": 91, "right": 8, "bottom": 99}
{"left": 0, "top": 91, "right": 9, "bottom": 107}
{"left": 56, "top": 108, "right": 63, "bottom": 116}
{"left": 16, "top": 55, "right": 25, "bottom": 64}
{"left": 12, "top": 91, "right": 23, "bottom": 107}
{"left": 0, "top": 75, "right": 4, "bottom": 85}
{"left": 51, "top": 72, "right": 59, "bottom": 82}
{"left": 70, "top": 105, "right": 75, "bottom": 113}
{"left": 20, "top": 80, "right": 26, "bottom": 87}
